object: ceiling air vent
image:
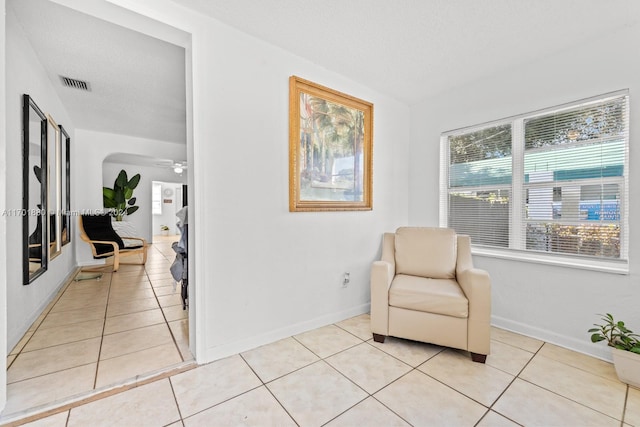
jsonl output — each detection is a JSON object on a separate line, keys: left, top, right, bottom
{"left": 60, "top": 76, "right": 91, "bottom": 91}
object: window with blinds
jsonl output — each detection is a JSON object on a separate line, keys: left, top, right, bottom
{"left": 440, "top": 91, "right": 629, "bottom": 271}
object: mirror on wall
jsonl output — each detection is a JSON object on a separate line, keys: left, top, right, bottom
{"left": 46, "top": 114, "right": 62, "bottom": 260}
{"left": 22, "top": 94, "right": 48, "bottom": 285}
{"left": 59, "top": 125, "right": 71, "bottom": 246}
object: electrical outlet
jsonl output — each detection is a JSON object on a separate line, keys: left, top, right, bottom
{"left": 343, "top": 272, "right": 350, "bottom": 287}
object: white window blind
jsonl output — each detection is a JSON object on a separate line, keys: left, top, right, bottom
{"left": 440, "top": 91, "right": 629, "bottom": 271}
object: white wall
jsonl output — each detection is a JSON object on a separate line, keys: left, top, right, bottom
{"left": 100, "top": 0, "right": 410, "bottom": 362}
{"left": 1, "top": 0, "right": 8, "bottom": 412}
{"left": 75, "top": 131, "right": 185, "bottom": 264}
{"left": 408, "top": 23, "right": 640, "bottom": 361}
{"left": 4, "top": 3, "right": 76, "bottom": 352}
{"left": 197, "top": 30, "right": 410, "bottom": 360}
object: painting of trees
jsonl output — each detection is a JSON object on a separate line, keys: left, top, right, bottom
{"left": 289, "top": 76, "right": 373, "bottom": 212}
{"left": 299, "top": 93, "right": 364, "bottom": 197}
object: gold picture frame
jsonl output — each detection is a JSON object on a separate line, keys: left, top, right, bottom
{"left": 289, "top": 76, "right": 373, "bottom": 212}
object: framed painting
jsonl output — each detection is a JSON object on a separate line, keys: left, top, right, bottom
{"left": 289, "top": 76, "right": 373, "bottom": 212}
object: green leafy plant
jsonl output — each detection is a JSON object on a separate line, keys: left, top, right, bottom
{"left": 589, "top": 313, "right": 640, "bottom": 354}
{"left": 103, "top": 169, "right": 141, "bottom": 221}
{"left": 160, "top": 225, "right": 169, "bottom": 231}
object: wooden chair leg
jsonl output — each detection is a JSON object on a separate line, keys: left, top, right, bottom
{"left": 113, "top": 251, "right": 120, "bottom": 272}
{"left": 141, "top": 247, "right": 148, "bottom": 264}
{"left": 372, "top": 333, "right": 386, "bottom": 343}
{"left": 471, "top": 353, "right": 487, "bottom": 363}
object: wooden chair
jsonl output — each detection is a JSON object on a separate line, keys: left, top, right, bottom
{"left": 79, "top": 214, "right": 147, "bottom": 272}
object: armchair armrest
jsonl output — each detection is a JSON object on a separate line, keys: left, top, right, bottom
{"left": 370, "top": 260, "right": 394, "bottom": 336}
{"left": 83, "top": 239, "right": 119, "bottom": 257}
{"left": 457, "top": 267, "right": 491, "bottom": 355}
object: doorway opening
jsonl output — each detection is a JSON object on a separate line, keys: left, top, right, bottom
{"left": 3, "top": 0, "right": 196, "bottom": 418}
{"left": 152, "top": 180, "right": 186, "bottom": 244}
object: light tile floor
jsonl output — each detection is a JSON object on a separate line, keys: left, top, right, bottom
{"left": 3, "top": 310, "right": 639, "bottom": 426}
{"left": 2, "top": 237, "right": 192, "bottom": 421}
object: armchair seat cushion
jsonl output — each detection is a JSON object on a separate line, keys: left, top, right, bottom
{"left": 111, "top": 220, "right": 143, "bottom": 248}
{"left": 389, "top": 274, "right": 468, "bottom": 318}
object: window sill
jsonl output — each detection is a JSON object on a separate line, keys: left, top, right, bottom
{"left": 471, "top": 246, "right": 629, "bottom": 275}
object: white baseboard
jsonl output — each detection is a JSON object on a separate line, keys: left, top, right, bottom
{"left": 492, "top": 315, "right": 613, "bottom": 362}
{"left": 203, "top": 303, "right": 371, "bottom": 364}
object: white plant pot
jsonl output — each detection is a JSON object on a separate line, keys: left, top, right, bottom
{"left": 161, "top": 230, "right": 169, "bottom": 236}
{"left": 612, "top": 347, "right": 640, "bottom": 388}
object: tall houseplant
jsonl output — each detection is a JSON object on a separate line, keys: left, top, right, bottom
{"left": 589, "top": 313, "right": 640, "bottom": 387}
{"left": 103, "top": 169, "right": 141, "bottom": 221}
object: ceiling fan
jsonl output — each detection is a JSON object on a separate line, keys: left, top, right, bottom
{"left": 155, "top": 159, "right": 188, "bottom": 174}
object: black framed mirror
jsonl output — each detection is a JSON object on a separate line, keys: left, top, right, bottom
{"left": 59, "top": 125, "right": 71, "bottom": 246}
{"left": 46, "top": 114, "right": 61, "bottom": 260}
{"left": 22, "top": 94, "right": 48, "bottom": 285}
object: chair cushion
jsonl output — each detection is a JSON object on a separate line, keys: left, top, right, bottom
{"left": 389, "top": 274, "right": 468, "bottom": 318}
{"left": 394, "top": 227, "right": 457, "bottom": 279}
{"left": 81, "top": 214, "right": 125, "bottom": 256}
{"left": 111, "top": 220, "right": 142, "bottom": 248}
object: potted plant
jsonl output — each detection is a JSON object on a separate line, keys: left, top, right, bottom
{"left": 589, "top": 313, "right": 640, "bottom": 387}
{"left": 103, "top": 169, "right": 141, "bottom": 221}
{"left": 160, "top": 225, "right": 170, "bottom": 236}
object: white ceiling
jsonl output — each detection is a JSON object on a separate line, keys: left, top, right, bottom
{"left": 8, "top": 0, "right": 640, "bottom": 150}
{"left": 171, "top": 0, "right": 640, "bottom": 104}
{"left": 9, "top": 0, "right": 187, "bottom": 144}
{"left": 104, "top": 153, "right": 186, "bottom": 169}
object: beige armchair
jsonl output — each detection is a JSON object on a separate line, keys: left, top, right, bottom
{"left": 370, "top": 227, "right": 491, "bottom": 363}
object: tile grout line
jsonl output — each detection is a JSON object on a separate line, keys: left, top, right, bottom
{"left": 238, "top": 353, "right": 301, "bottom": 427}
{"left": 472, "top": 340, "right": 545, "bottom": 426}
{"left": 6, "top": 362, "right": 99, "bottom": 390}
{"left": 620, "top": 385, "right": 629, "bottom": 426}
{"left": 364, "top": 329, "right": 449, "bottom": 423}
{"left": 367, "top": 379, "right": 416, "bottom": 427}
{"left": 173, "top": 357, "right": 265, "bottom": 424}
{"left": 499, "top": 341, "right": 624, "bottom": 425}
{"left": 167, "top": 375, "right": 185, "bottom": 425}
{"left": 6, "top": 307, "right": 628, "bottom": 426}
{"left": 1, "top": 363, "right": 196, "bottom": 426}
{"left": 146, "top": 259, "right": 189, "bottom": 363}
{"left": 317, "top": 360, "right": 376, "bottom": 427}
{"left": 6, "top": 268, "right": 82, "bottom": 367}
{"left": 301, "top": 321, "right": 418, "bottom": 426}
{"left": 349, "top": 334, "right": 520, "bottom": 426}
{"left": 515, "top": 376, "right": 624, "bottom": 424}
{"left": 92, "top": 271, "right": 113, "bottom": 390}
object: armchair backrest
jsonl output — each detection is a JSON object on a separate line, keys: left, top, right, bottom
{"left": 80, "top": 214, "right": 125, "bottom": 255}
{"left": 394, "top": 227, "right": 457, "bottom": 279}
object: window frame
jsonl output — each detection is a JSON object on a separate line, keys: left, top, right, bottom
{"left": 440, "top": 90, "right": 629, "bottom": 274}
